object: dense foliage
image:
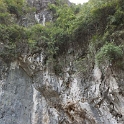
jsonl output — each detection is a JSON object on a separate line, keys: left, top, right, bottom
{"left": 0, "top": 0, "right": 124, "bottom": 68}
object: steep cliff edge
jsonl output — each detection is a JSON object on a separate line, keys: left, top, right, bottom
{"left": 0, "top": 0, "right": 124, "bottom": 124}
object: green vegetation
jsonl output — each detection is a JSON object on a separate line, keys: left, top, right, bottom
{"left": 96, "top": 43, "right": 123, "bottom": 64}
{"left": 0, "top": 0, "right": 124, "bottom": 68}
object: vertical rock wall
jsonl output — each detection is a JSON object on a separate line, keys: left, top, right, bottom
{"left": 0, "top": 61, "right": 33, "bottom": 124}
{"left": 0, "top": 51, "right": 124, "bottom": 124}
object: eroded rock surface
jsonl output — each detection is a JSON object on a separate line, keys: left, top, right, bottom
{"left": 0, "top": 48, "right": 124, "bottom": 124}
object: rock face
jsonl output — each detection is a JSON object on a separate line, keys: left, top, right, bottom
{"left": 0, "top": 0, "right": 124, "bottom": 124}
{"left": 31, "top": 0, "right": 54, "bottom": 25}
{"left": 0, "top": 48, "right": 124, "bottom": 124}
{"left": 0, "top": 61, "right": 33, "bottom": 124}
{"left": 22, "top": 0, "right": 70, "bottom": 26}
{"left": 20, "top": 0, "right": 54, "bottom": 26}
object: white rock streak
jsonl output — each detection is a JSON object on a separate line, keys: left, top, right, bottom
{"left": 32, "top": 86, "right": 39, "bottom": 124}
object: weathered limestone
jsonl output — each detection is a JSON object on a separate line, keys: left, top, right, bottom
{"left": 1, "top": 48, "right": 124, "bottom": 124}
{"left": 0, "top": 62, "right": 33, "bottom": 124}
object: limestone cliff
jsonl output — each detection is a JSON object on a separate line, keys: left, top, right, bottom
{"left": 0, "top": 0, "right": 124, "bottom": 124}
{"left": 0, "top": 46, "right": 124, "bottom": 124}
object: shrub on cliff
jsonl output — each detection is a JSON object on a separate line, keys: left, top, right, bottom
{"left": 96, "top": 43, "right": 123, "bottom": 64}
